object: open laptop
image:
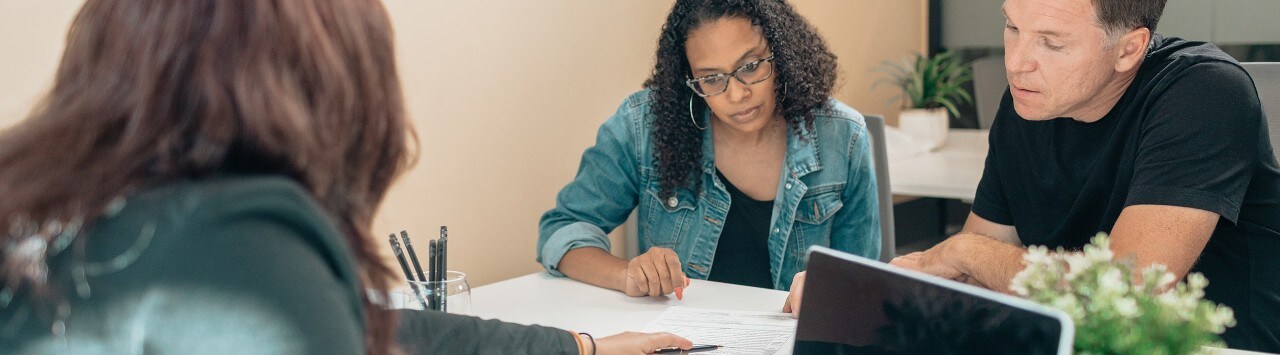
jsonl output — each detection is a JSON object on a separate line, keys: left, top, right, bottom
{"left": 792, "top": 246, "right": 1074, "bottom": 355}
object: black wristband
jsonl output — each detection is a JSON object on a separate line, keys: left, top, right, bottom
{"left": 578, "top": 332, "right": 596, "bottom": 355}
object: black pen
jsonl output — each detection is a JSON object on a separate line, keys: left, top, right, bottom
{"left": 428, "top": 239, "right": 439, "bottom": 311}
{"left": 439, "top": 226, "right": 448, "bottom": 313}
{"left": 654, "top": 344, "right": 720, "bottom": 353}
{"left": 389, "top": 234, "right": 428, "bottom": 309}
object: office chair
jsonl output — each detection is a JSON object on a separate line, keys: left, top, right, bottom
{"left": 971, "top": 55, "right": 1007, "bottom": 129}
{"left": 864, "top": 114, "right": 896, "bottom": 262}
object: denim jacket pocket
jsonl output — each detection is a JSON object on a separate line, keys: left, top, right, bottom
{"left": 642, "top": 184, "right": 697, "bottom": 248}
{"left": 791, "top": 189, "right": 845, "bottom": 257}
{"left": 794, "top": 189, "right": 844, "bottom": 225}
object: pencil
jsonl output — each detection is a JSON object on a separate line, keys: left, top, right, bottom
{"left": 428, "top": 239, "right": 438, "bottom": 311}
{"left": 440, "top": 226, "right": 448, "bottom": 313}
{"left": 389, "top": 234, "right": 428, "bottom": 309}
{"left": 401, "top": 231, "right": 428, "bottom": 285}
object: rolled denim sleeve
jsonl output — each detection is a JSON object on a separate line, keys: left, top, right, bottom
{"left": 832, "top": 113, "right": 882, "bottom": 260}
{"left": 537, "top": 96, "right": 645, "bottom": 276}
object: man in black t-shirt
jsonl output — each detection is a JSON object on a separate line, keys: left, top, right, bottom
{"left": 886, "top": 0, "right": 1279, "bottom": 351}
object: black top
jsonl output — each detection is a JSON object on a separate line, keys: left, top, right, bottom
{"left": 1, "top": 176, "right": 576, "bottom": 354}
{"left": 973, "top": 35, "right": 1280, "bottom": 351}
{"left": 707, "top": 169, "right": 776, "bottom": 289}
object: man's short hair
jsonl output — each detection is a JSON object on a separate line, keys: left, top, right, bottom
{"left": 1093, "top": 0, "right": 1167, "bottom": 38}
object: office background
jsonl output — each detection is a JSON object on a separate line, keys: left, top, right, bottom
{"left": 0, "top": 1, "right": 927, "bottom": 286}
{"left": 4, "top": 1, "right": 1277, "bottom": 288}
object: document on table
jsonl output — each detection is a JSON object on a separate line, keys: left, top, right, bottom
{"left": 643, "top": 306, "right": 797, "bottom": 355}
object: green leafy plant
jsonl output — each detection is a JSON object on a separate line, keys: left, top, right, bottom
{"left": 1011, "top": 233, "right": 1236, "bottom": 355}
{"left": 873, "top": 51, "right": 974, "bottom": 118}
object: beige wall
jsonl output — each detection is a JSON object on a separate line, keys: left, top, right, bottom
{"left": 0, "top": 1, "right": 924, "bottom": 287}
{"left": 0, "top": 1, "right": 82, "bottom": 122}
{"left": 792, "top": 0, "right": 929, "bottom": 126}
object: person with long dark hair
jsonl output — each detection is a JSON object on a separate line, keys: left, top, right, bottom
{"left": 0, "top": 0, "right": 689, "bottom": 353}
{"left": 538, "top": 0, "right": 880, "bottom": 309}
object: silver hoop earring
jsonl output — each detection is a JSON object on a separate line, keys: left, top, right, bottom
{"left": 688, "top": 96, "right": 707, "bottom": 130}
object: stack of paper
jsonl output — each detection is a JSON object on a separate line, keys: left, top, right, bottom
{"left": 643, "top": 306, "right": 797, "bottom": 355}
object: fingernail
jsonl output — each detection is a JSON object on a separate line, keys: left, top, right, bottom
{"left": 675, "top": 287, "right": 684, "bottom": 300}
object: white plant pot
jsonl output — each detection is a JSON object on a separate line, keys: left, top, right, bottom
{"left": 898, "top": 108, "right": 949, "bottom": 151}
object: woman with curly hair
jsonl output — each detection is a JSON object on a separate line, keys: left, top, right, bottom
{"left": 0, "top": 0, "right": 692, "bottom": 353}
{"left": 538, "top": 0, "right": 880, "bottom": 312}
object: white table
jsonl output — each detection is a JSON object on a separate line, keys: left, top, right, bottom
{"left": 466, "top": 273, "right": 1261, "bottom": 355}
{"left": 886, "top": 129, "right": 989, "bottom": 201}
{"left": 470, "top": 272, "right": 788, "bottom": 337}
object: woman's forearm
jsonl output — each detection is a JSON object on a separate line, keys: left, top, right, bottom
{"left": 557, "top": 247, "right": 630, "bottom": 292}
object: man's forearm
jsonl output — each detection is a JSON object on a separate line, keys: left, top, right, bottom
{"left": 946, "top": 233, "right": 1028, "bottom": 294}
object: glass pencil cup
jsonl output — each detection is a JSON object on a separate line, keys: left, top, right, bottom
{"left": 397, "top": 271, "right": 471, "bottom": 315}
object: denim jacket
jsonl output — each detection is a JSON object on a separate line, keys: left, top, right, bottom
{"left": 537, "top": 90, "right": 880, "bottom": 291}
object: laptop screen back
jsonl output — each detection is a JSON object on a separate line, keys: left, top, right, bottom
{"left": 793, "top": 246, "right": 1073, "bottom": 355}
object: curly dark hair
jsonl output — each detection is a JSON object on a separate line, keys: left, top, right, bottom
{"left": 644, "top": 0, "right": 838, "bottom": 199}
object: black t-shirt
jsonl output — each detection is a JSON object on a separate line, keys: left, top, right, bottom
{"left": 707, "top": 169, "right": 775, "bottom": 289}
{"left": 973, "top": 35, "right": 1280, "bottom": 351}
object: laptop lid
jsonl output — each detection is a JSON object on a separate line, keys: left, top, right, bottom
{"left": 793, "top": 246, "right": 1074, "bottom": 355}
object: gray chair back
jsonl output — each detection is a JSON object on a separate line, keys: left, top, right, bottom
{"left": 971, "top": 55, "right": 1007, "bottom": 129}
{"left": 1242, "top": 62, "right": 1280, "bottom": 156}
{"left": 864, "top": 114, "right": 895, "bottom": 262}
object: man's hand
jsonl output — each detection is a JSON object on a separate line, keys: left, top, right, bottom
{"left": 622, "top": 247, "right": 689, "bottom": 297}
{"left": 890, "top": 238, "right": 968, "bottom": 281}
{"left": 895, "top": 232, "right": 1037, "bottom": 293}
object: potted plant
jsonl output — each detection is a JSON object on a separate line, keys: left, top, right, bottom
{"left": 874, "top": 51, "right": 974, "bottom": 151}
{"left": 1011, "top": 234, "right": 1236, "bottom": 354}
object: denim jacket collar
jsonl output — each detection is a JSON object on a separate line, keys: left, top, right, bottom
{"left": 696, "top": 107, "right": 823, "bottom": 178}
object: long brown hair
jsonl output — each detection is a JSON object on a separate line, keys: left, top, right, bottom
{"left": 0, "top": 0, "right": 412, "bottom": 352}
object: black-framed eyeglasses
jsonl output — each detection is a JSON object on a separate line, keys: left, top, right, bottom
{"left": 685, "top": 55, "right": 775, "bottom": 97}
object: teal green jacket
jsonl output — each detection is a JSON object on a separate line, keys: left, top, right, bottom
{"left": 1, "top": 176, "right": 575, "bottom": 354}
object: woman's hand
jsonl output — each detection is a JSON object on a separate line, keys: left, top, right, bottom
{"left": 622, "top": 247, "right": 689, "bottom": 297}
{"left": 590, "top": 331, "right": 693, "bottom": 355}
{"left": 781, "top": 271, "right": 806, "bottom": 318}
